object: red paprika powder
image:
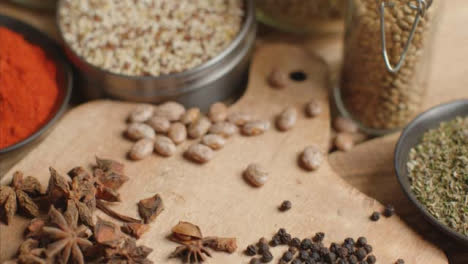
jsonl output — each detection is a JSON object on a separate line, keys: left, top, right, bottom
{"left": 0, "top": 27, "right": 60, "bottom": 149}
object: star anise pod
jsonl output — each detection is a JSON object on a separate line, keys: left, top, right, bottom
{"left": 103, "top": 238, "right": 153, "bottom": 264}
{"left": 16, "top": 238, "right": 48, "bottom": 264}
{"left": 42, "top": 203, "right": 92, "bottom": 264}
{"left": 0, "top": 171, "right": 42, "bottom": 224}
{"left": 92, "top": 157, "right": 129, "bottom": 202}
{"left": 47, "top": 168, "right": 96, "bottom": 227}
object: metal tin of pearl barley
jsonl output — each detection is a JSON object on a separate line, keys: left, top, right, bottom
{"left": 58, "top": 0, "right": 256, "bottom": 111}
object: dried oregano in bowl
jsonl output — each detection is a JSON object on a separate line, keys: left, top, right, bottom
{"left": 407, "top": 117, "right": 468, "bottom": 236}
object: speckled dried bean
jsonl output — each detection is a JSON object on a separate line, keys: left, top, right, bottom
{"left": 268, "top": 68, "right": 288, "bottom": 89}
{"left": 188, "top": 117, "right": 212, "bottom": 139}
{"left": 209, "top": 122, "right": 239, "bottom": 138}
{"left": 333, "top": 116, "right": 359, "bottom": 133}
{"left": 154, "top": 136, "right": 177, "bottom": 157}
{"left": 129, "top": 138, "right": 154, "bottom": 160}
{"left": 243, "top": 163, "right": 268, "bottom": 187}
{"left": 201, "top": 134, "right": 226, "bottom": 150}
{"left": 128, "top": 104, "right": 154, "bottom": 123}
{"left": 242, "top": 120, "right": 271, "bottom": 136}
{"left": 209, "top": 102, "right": 228, "bottom": 123}
{"left": 334, "top": 133, "right": 354, "bottom": 152}
{"left": 168, "top": 123, "right": 187, "bottom": 145}
{"left": 154, "top": 101, "right": 186, "bottom": 121}
{"left": 126, "top": 123, "right": 156, "bottom": 141}
{"left": 181, "top": 107, "right": 201, "bottom": 125}
{"left": 276, "top": 106, "right": 297, "bottom": 131}
{"left": 305, "top": 100, "right": 322, "bottom": 117}
{"left": 300, "top": 145, "right": 323, "bottom": 171}
{"left": 146, "top": 116, "right": 171, "bottom": 133}
{"left": 185, "top": 144, "right": 214, "bottom": 163}
{"left": 227, "top": 112, "right": 253, "bottom": 126}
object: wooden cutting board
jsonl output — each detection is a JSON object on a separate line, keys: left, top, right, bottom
{"left": 0, "top": 43, "right": 446, "bottom": 263}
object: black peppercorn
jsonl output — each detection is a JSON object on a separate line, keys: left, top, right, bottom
{"left": 337, "top": 259, "right": 348, "bottom": 264}
{"left": 361, "top": 261, "right": 368, "bottom": 264}
{"left": 299, "top": 250, "right": 310, "bottom": 260}
{"left": 250, "top": 258, "right": 261, "bottom": 264}
{"left": 356, "top": 237, "right": 367, "bottom": 247}
{"left": 270, "top": 235, "right": 281, "bottom": 247}
{"left": 370, "top": 212, "right": 380, "bottom": 221}
{"left": 348, "top": 255, "right": 359, "bottom": 264}
{"left": 282, "top": 251, "right": 294, "bottom": 262}
{"left": 363, "top": 244, "right": 372, "bottom": 254}
{"left": 324, "top": 252, "right": 337, "bottom": 263}
{"left": 344, "top": 238, "right": 355, "bottom": 246}
{"left": 384, "top": 204, "right": 395, "bottom": 217}
{"left": 366, "top": 255, "right": 376, "bottom": 264}
{"left": 355, "top": 248, "right": 367, "bottom": 261}
{"left": 290, "top": 237, "right": 301, "bottom": 248}
{"left": 292, "top": 259, "right": 302, "bottom": 264}
{"left": 278, "top": 228, "right": 287, "bottom": 235}
{"left": 319, "top": 247, "right": 329, "bottom": 257}
{"left": 279, "top": 200, "right": 292, "bottom": 211}
{"left": 261, "top": 250, "right": 274, "bottom": 263}
{"left": 289, "top": 246, "right": 298, "bottom": 254}
{"left": 395, "top": 259, "right": 405, "bottom": 264}
{"left": 343, "top": 243, "right": 354, "bottom": 253}
{"left": 313, "top": 232, "right": 325, "bottom": 242}
{"left": 257, "top": 238, "right": 269, "bottom": 255}
{"left": 310, "top": 251, "right": 320, "bottom": 261}
{"left": 281, "top": 233, "right": 292, "bottom": 244}
{"left": 329, "top": 243, "right": 339, "bottom": 253}
{"left": 245, "top": 244, "right": 257, "bottom": 256}
{"left": 310, "top": 243, "right": 321, "bottom": 252}
{"left": 301, "top": 238, "right": 313, "bottom": 250}
{"left": 337, "top": 247, "right": 349, "bottom": 258}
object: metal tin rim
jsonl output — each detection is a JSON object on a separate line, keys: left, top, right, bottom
{"left": 394, "top": 99, "right": 468, "bottom": 244}
{"left": 0, "top": 14, "right": 73, "bottom": 155}
{"left": 56, "top": 0, "right": 255, "bottom": 82}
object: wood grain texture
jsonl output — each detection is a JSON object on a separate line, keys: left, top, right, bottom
{"left": 0, "top": 44, "right": 446, "bottom": 263}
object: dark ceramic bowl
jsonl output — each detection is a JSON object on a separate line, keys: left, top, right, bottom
{"left": 395, "top": 99, "right": 468, "bottom": 245}
{"left": 0, "top": 15, "right": 72, "bottom": 155}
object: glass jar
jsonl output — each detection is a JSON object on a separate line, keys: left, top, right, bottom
{"left": 335, "top": 0, "right": 440, "bottom": 135}
{"left": 256, "top": 0, "right": 346, "bottom": 34}
{"left": 9, "top": 0, "right": 57, "bottom": 10}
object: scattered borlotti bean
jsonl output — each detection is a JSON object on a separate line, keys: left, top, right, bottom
{"left": 276, "top": 106, "right": 297, "bottom": 131}
{"left": 129, "top": 138, "right": 154, "bottom": 160}
{"left": 126, "top": 123, "right": 156, "bottom": 141}
{"left": 154, "top": 101, "right": 186, "bottom": 121}
{"left": 154, "top": 136, "right": 177, "bottom": 157}
{"left": 305, "top": 99, "right": 322, "bottom": 117}
{"left": 242, "top": 120, "right": 271, "bottom": 136}
{"left": 128, "top": 104, "right": 154, "bottom": 123}
{"left": 181, "top": 107, "right": 201, "bottom": 125}
{"left": 333, "top": 131, "right": 368, "bottom": 152}
{"left": 300, "top": 145, "right": 323, "bottom": 171}
{"left": 188, "top": 117, "right": 212, "bottom": 139}
{"left": 268, "top": 68, "right": 288, "bottom": 89}
{"left": 243, "top": 163, "right": 268, "bottom": 187}
{"left": 333, "top": 116, "right": 359, "bottom": 133}
{"left": 201, "top": 134, "right": 226, "bottom": 150}
{"left": 209, "top": 102, "right": 228, "bottom": 123}
{"left": 209, "top": 122, "right": 238, "bottom": 138}
{"left": 168, "top": 122, "right": 187, "bottom": 145}
{"left": 228, "top": 112, "right": 253, "bottom": 126}
{"left": 146, "top": 116, "right": 171, "bottom": 133}
{"left": 185, "top": 144, "right": 214, "bottom": 164}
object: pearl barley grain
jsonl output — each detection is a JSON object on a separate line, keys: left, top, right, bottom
{"left": 243, "top": 163, "right": 268, "bottom": 187}
{"left": 276, "top": 106, "right": 297, "bottom": 131}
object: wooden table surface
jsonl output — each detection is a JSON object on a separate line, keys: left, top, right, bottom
{"left": 1, "top": 0, "right": 467, "bottom": 263}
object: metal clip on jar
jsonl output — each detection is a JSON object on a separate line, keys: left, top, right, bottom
{"left": 335, "top": 0, "right": 439, "bottom": 135}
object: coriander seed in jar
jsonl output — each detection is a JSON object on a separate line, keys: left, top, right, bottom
{"left": 336, "top": 0, "right": 440, "bottom": 134}
{"left": 256, "top": 0, "right": 346, "bottom": 34}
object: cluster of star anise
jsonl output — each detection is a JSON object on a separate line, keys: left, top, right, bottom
{"left": 1, "top": 157, "right": 157, "bottom": 264}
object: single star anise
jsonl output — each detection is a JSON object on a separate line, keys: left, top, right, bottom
{"left": 169, "top": 222, "right": 237, "bottom": 263}
{"left": 42, "top": 203, "right": 92, "bottom": 264}
{"left": 47, "top": 167, "right": 96, "bottom": 227}
{"left": 0, "top": 171, "right": 42, "bottom": 224}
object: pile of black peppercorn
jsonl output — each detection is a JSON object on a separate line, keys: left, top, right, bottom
{"left": 245, "top": 229, "right": 378, "bottom": 264}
